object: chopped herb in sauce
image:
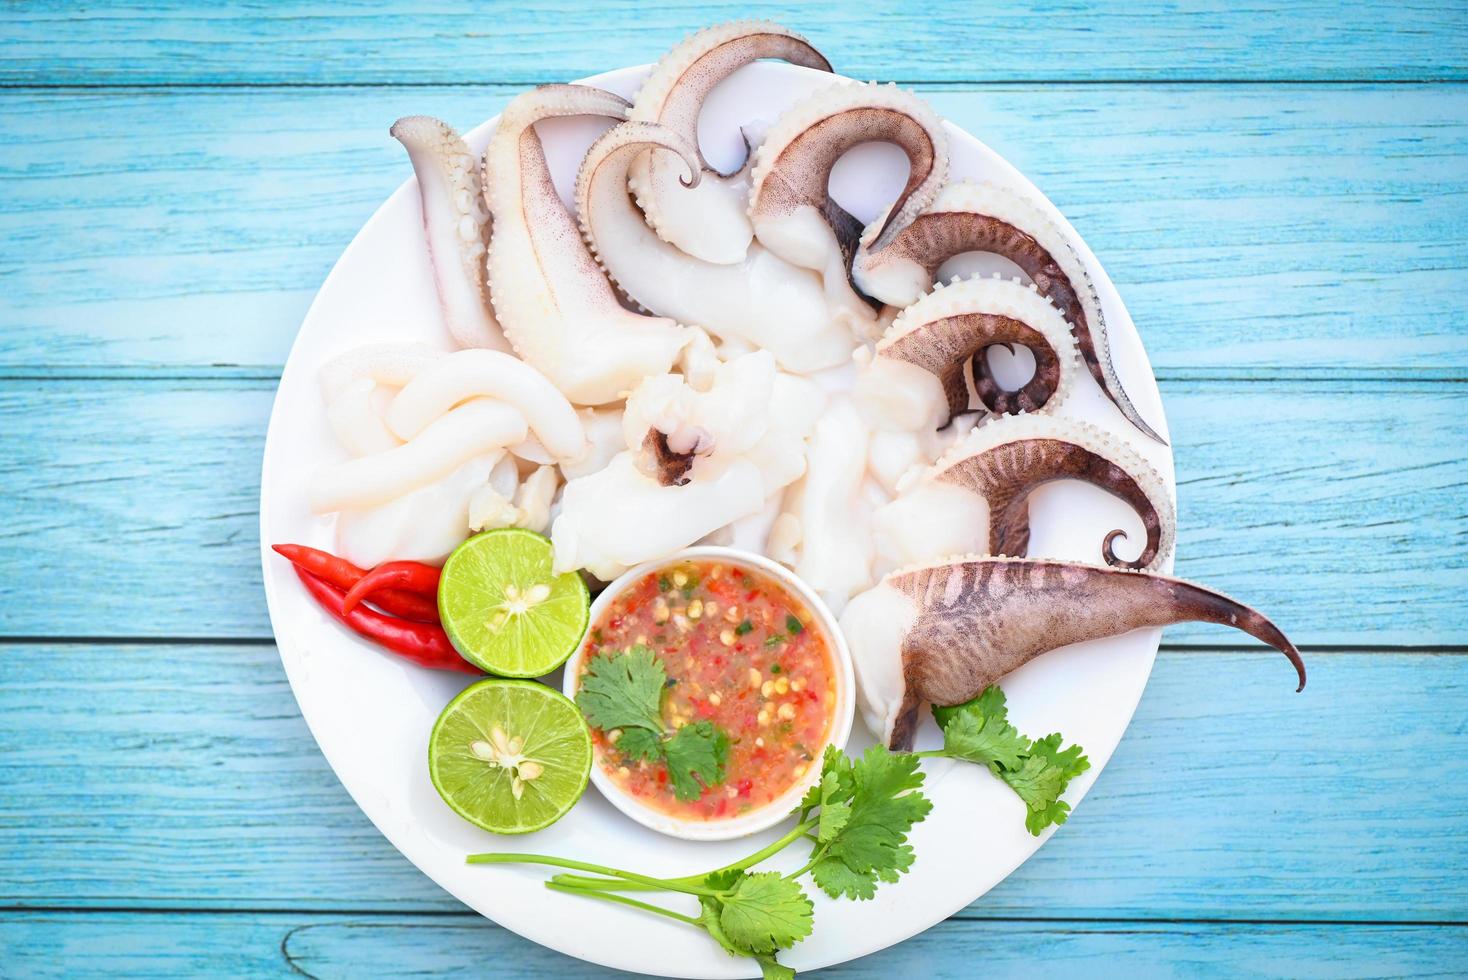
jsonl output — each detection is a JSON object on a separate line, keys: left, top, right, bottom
{"left": 575, "top": 558, "right": 835, "bottom": 822}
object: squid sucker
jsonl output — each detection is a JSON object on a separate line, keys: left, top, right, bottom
{"left": 842, "top": 557, "right": 1307, "bottom": 751}
{"left": 853, "top": 181, "right": 1166, "bottom": 445}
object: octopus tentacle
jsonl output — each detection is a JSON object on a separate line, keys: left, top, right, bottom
{"left": 842, "top": 556, "right": 1306, "bottom": 749}
{"left": 853, "top": 180, "right": 1165, "bottom": 444}
{"left": 390, "top": 116, "right": 509, "bottom": 352}
{"left": 929, "top": 414, "right": 1175, "bottom": 571}
{"left": 854, "top": 276, "right": 1082, "bottom": 432}
{"left": 483, "top": 85, "right": 689, "bottom": 405}
{"left": 575, "top": 120, "right": 862, "bottom": 372}
{"left": 748, "top": 82, "right": 949, "bottom": 313}
{"left": 628, "top": 20, "right": 832, "bottom": 264}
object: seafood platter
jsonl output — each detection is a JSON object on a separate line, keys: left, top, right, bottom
{"left": 260, "top": 22, "right": 1305, "bottom": 978}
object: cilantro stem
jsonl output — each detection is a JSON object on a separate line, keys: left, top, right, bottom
{"left": 545, "top": 881, "right": 700, "bottom": 926}
{"left": 539, "top": 818, "right": 820, "bottom": 894}
{"left": 466, "top": 852, "right": 719, "bottom": 897}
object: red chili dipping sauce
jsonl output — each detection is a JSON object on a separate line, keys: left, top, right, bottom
{"left": 577, "top": 558, "right": 837, "bottom": 821}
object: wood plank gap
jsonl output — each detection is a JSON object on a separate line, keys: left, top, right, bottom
{"left": 2, "top": 78, "right": 1466, "bottom": 92}
{"left": 2, "top": 906, "right": 1462, "bottom": 929}
{"left": 0, "top": 637, "right": 1462, "bottom": 654}
{"left": 4, "top": 369, "right": 1465, "bottom": 385}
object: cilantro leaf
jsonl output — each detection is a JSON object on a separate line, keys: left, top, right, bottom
{"left": 934, "top": 686, "right": 1090, "bottom": 837}
{"left": 697, "top": 893, "right": 744, "bottom": 958}
{"left": 613, "top": 726, "right": 663, "bottom": 764}
{"left": 932, "top": 684, "right": 1008, "bottom": 731}
{"left": 809, "top": 745, "right": 930, "bottom": 900}
{"left": 810, "top": 855, "right": 879, "bottom": 901}
{"left": 938, "top": 699, "right": 1031, "bottom": 770}
{"left": 716, "top": 871, "right": 814, "bottom": 954}
{"left": 997, "top": 751, "right": 1069, "bottom": 811}
{"left": 1030, "top": 732, "right": 1091, "bottom": 782}
{"left": 816, "top": 776, "right": 852, "bottom": 844}
{"left": 1017, "top": 734, "right": 1091, "bottom": 834}
{"left": 664, "top": 721, "right": 730, "bottom": 801}
{"left": 575, "top": 647, "right": 665, "bottom": 736}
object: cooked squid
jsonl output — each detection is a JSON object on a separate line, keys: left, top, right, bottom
{"left": 576, "top": 120, "right": 864, "bottom": 373}
{"left": 386, "top": 348, "right": 586, "bottom": 460}
{"left": 390, "top": 116, "right": 509, "bottom": 352}
{"left": 336, "top": 452, "right": 504, "bottom": 568}
{"left": 748, "top": 81, "right": 949, "bottom": 314}
{"left": 871, "top": 414, "right": 1173, "bottom": 577}
{"left": 310, "top": 399, "right": 527, "bottom": 514}
{"left": 483, "top": 85, "right": 690, "bottom": 404}
{"left": 628, "top": 20, "right": 832, "bottom": 264}
{"left": 843, "top": 557, "right": 1307, "bottom": 749}
{"left": 852, "top": 180, "right": 1164, "bottom": 443}
{"left": 552, "top": 452, "right": 765, "bottom": 580}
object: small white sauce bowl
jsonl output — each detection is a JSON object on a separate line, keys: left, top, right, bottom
{"left": 563, "top": 546, "right": 856, "bottom": 842}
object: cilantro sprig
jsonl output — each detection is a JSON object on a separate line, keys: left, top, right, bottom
{"left": 576, "top": 647, "right": 730, "bottom": 802}
{"left": 470, "top": 743, "right": 932, "bottom": 977}
{"left": 473, "top": 683, "right": 1083, "bottom": 976}
{"left": 924, "top": 685, "right": 1090, "bottom": 835}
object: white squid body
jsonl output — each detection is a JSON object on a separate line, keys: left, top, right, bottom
{"left": 778, "top": 397, "right": 875, "bottom": 612}
{"left": 309, "top": 398, "right": 527, "bottom": 514}
{"left": 560, "top": 406, "right": 626, "bottom": 480}
{"left": 552, "top": 453, "right": 766, "bottom": 580}
{"left": 386, "top": 348, "right": 587, "bottom": 461}
{"left": 554, "top": 354, "right": 824, "bottom": 580}
{"left": 335, "top": 452, "right": 505, "bottom": 568}
{"left": 576, "top": 120, "right": 866, "bottom": 375}
{"left": 623, "top": 350, "right": 775, "bottom": 477}
{"left": 837, "top": 576, "right": 920, "bottom": 742}
{"left": 871, "top": 481, "right": 989, "bottom": 580}
{"left": 470, "top": 461, "right": 560, "bottom": 535}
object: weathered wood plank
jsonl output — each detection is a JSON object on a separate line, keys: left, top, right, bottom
{"left": 2, "top": 647, "right": 1463, "bottom": 921}
{"left": 1, "top": 1, "right": 1463, "bottom": 85}
{"left": 1, "top": 912, "right": 1464, "bottom": 979}
{"left": 1, "top": 378, "right": 1461, "bottom": 644}
{"left": 2, "top": 84, "right": 1464, "bottom": 375}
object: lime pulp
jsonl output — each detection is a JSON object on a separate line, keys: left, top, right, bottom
{"left": 428, "top": 679, "right": 592, "bottom": 835}
{"left": 438, "top": 528, "right": 590, "bottom": 677}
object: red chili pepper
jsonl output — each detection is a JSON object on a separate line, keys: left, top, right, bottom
{"left": 272, "top": 544, "right": 439, "bottom": 623}
{"left": 341, "top": 560, "right": 441, "bottom": 615}
{"left": 293, "top": 566, "right": 477, "bottom": 675}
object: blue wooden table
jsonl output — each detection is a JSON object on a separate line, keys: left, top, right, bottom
{"left": 2, "top": 2, "right": 1465, "bottom": 975}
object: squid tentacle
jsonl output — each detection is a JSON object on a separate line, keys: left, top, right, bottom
{"left": 928, "top": 413, "right": 1175, "bottom": 571}
{"left": 628, "top": 20, "right": 832, "bottom": 264}
{"left": 390, "top": 116, "right": 509, "bottom": 352}
{"left": 575, "top": 120, "right": 862, "bottom": 372}
{"left": 481, "top": 85, "right": 689, "bottom": 405}
{"left": 854, "top": 275, "right": 1082, "bottom": 432}
{"left": 748, "top": 81, "right": 950, "bottom": 313}
{"left": 854, "top": 180, "right": 1165, "bottom": 444}
{"left": 842, "top": 556, "right": 1306, "bottom": 750}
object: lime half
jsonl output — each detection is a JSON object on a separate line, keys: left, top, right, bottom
{"left": 438, "top": 528, "right": 590, "bottom": 677}
{"left": 428, "top": 679, "right": 592, "bottom": 834}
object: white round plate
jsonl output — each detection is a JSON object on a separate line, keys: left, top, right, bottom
{"left": 260, "top": 62, "right": 1174, "bottom": 978}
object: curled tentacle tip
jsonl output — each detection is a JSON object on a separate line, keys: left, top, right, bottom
{"left": 1101, "top": 528, "right": 1142, "bottom": 569}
